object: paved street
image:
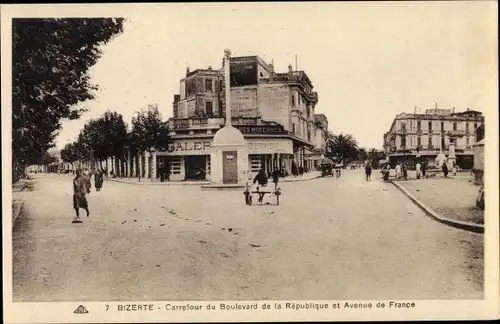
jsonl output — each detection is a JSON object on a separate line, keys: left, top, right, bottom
{"left": 12, "top": 171, "right": 483, "bottom": 302}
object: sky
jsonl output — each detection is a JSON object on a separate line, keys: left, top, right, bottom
{"left": 54, "top": 1, "right": 497, "bottom": 150}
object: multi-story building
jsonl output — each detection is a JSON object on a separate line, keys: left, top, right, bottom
{"left": 383, "top": 107, "right": 484, "bottom": 169}
{"left": 150, "top": 55, "right": 327, "bottom": 181}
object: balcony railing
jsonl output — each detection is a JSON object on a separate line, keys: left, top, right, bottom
{"left": 170, "top": 116, "right": 269, "bottom": 130}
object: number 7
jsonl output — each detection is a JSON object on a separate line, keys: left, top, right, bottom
{"left": 105, "top": 305, "right": 109, "bottom": 311}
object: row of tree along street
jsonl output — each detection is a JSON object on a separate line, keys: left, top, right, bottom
{"left": 60, "top": 105, "right": 169, "bottom": 177}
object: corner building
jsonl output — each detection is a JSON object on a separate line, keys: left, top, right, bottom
{"left": 156, "top": 55, "right": 328, "bottom": 181}
{"left": 383, "top": 107, "right": 484, "bottom": 169}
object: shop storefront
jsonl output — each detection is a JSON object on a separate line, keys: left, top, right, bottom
{"left": 156, "top": 137, "right": 294, "bottom": 181}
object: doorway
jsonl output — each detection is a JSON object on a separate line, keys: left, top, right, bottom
{"left": 184, "top": 155, "right": 207, "bottom": 180}
{"left": 222, "top": 151, "right": 238, "bottom": 184}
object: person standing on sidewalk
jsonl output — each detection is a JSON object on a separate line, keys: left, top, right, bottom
{"left": 72, "top": 169, "right": 90, "bottom": 223}
{"left": 365, "top": 163, "right": 372, "bottom": 181}
{"left": 421, "top": 161, "right": 427, "bottom": 178}
{"left": 415, "top": 161, "right": 422, "bottom": 179}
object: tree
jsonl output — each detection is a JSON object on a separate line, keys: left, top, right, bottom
{"left": 12, "top": 18, "right": 124, "bottom": 181}
{"left": 357, "top": 147, "right": 368, "bottom": 162}
{"left": 131, "top": 104, "right": 170, "bottom": 182}
{"left": 326, "top": 133, "right": 359, "bottom": 164}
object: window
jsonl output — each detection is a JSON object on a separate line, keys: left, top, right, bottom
{"left": 428, "top": 121, "right": 432, "bottom": 131}
{"left": 292, "top": 123, "right": 296, "bottom": 133}
{"left": 401, "top": 122, "right": 406, "bottom": 131}
{"left": 428, "top": 136, "right": 432, "bottom": 148}
{"left": 205, "top": 79, "right": 213, "bottom": 92}
{"left": 474, "top": 123, "right": 477, "bottom": 130}
{"left": 417, "top": 137, "right": 421, "bottom": 147}
{"left": 466, "top": 137, "right": 470, "bottom": 147}
{"left": 401, "top": 137, "right": 406, "bottom": 149}
{"left": 453, "top": 122, "right": 457, "bottom": 131}
{"left": 466, "top": 123, "right": 469, "bottom": 132}
{"left": 441, "top": 121, "right": 444, "bottom": 131}
{"left": 205, "top": 101, "right": 213, "bottom": 116}
{"left": 441, "top": 137, "right": 446, "bottom": 149}
{"left": 417, "top": 121, "right": 421, "bottom": 131}
{"left": 291, "top": 93, "right": 295, "bottom": 107}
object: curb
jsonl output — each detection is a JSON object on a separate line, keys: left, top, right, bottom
{"left": 391, "top": 181, "right": 484, "bottom": 234}
{"left": 282, "top": 174, "right": 321, "bottom": 183}
{"left": 107, "top": 178, "right": 210, "bottom": 186}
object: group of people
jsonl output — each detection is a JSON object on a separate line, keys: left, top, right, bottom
{"left": 72, "top": 168, "right": 105, "bottom": 224}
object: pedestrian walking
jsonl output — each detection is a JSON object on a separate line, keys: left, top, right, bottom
{"left": 415, "top": 161, "right": 422, "bottom": 179}
{"left": 94, "top": 169, "right": 104, "bottom": 191}
{"left": 395, "top": 163, "right": 402, "bottom": 179}
{"left": 271, "top": 167, "right": 280, "bottom": 190}
{"left": 72, "top": 169, "right": 90, "bottom": 223}
{"left": 452, "top": 161, "right": 457, "bottom": 176}
{"left": 421, "top": 161, "right": 427, "bottom": 178}
{"left": 442, "top": 161, "right": 449, "bottom": 178}
{"left": 365, "top": 163, "right": 372, "bottom": 181}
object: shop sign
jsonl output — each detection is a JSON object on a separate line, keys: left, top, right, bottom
{"left": 248, "top": 139, "right": 293, "bottom": 154}
{"left": 237, "top": 125, "right": 286, "bottom": 134}
{"left": 162, "top": 141, "right": 211, "bottom": 155}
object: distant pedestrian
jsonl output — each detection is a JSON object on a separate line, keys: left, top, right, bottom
{"left": 452, "top": 161, "right": 457, "bottom": 176}
{"left": 421, "top": 161, "right": 427, "bottom": 178}
{"left": 402, "top": 162, "right": 408, "bottom": 180}
{"left": 72, "top": 169, "right": 90, "bottom": 223}
{"left": 395, "top": 163, "right": 402, "bottom": 179}
{"left": 415, "top": 162, "right": 422, "bottom": 179}
{"left": 271, "top": 167, "right": 280, "bottom": 190}
{"left": 365, "top": 163, "right": 372, "bottom": 181}
{"left": 442, "top": 162, "right": 449, "bottom": 178}
{"left": 94, "top": 169, "right": 104, "bottom": 192}
{"left": 382, "top": 163, "right": 391, "bottom": 182}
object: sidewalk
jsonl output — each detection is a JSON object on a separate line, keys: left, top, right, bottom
{"left": 393, "top": 175, "right": 484, "bottom": 233}
{"left": 12, "top": 180, "right": 33, "bottom": 226}
{"left": 107, "top": 171, "right": 322, "bottom": 186}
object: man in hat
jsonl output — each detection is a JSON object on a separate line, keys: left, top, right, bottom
{"left": 72, "top": 168, "right": 90, "bottom": 223}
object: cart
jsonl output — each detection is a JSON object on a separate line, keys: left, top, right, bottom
{"left": 244, "top": 183, "right": 281, "bottom": 206}
{"left": 320, "top": 158, "right": 335, "bottom": 177}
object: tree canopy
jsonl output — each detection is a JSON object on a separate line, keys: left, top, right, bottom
{"left": 326, "top": 133, "right": 359, "bottom": 163}
{"left": 12, "top": 18, "right": 124, "bottom": 176}
{"left": 131, "top": 104, "right": 170, "bottom": 154}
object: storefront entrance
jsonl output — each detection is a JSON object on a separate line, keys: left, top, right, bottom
{"left": 184, "top": 155, "right": 207, "bottom": 180}
{"left": 222, "top": 151, "right": 238, "bottom": 184}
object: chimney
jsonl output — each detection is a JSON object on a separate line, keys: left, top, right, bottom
{"left": 186, "top": 67, "right": 190, "bottom": 75}
{"left": 208, "top": 65, "right": 212, "bottom": 71}
{"left": 268, "top": 63, "right": 274, "bottom": 73}
{"left": 288, "top": 64, "right": 293, "bottom": 74}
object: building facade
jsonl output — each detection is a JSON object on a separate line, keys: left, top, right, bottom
{"left": 141, "top": 55, "right": 328, "bottom": 181}
{"left": 383, "top": 107, "right": 484, "bottom": 169}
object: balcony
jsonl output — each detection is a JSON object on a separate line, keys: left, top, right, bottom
{"left": 170, "top": 117, "right": 224, "bottom": 130}
{"left": 170, "top": 116, "right": 268, "bottom": 130}
{"left": 446, "top": 130, "right": 466, "bottom": 137}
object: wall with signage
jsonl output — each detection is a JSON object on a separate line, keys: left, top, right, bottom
{"left": 230, "top": 60, "right": 258, "bottom": 86}
{"left": 247, "top": 138, "right": 293, "bottom": 155}
{"left": 158, "top": 140, "right": 212, "bottom": 156}
{"left": 230, "top": 87, "right": 258, "bottom": 117}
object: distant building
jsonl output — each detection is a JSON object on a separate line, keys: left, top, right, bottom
{"left": 383, "top": 107, "right": 484, "bottom": 169}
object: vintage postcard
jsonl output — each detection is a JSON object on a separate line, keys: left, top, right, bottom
{"left": 2, "top": 2, "right": 499, "bottom": 323}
